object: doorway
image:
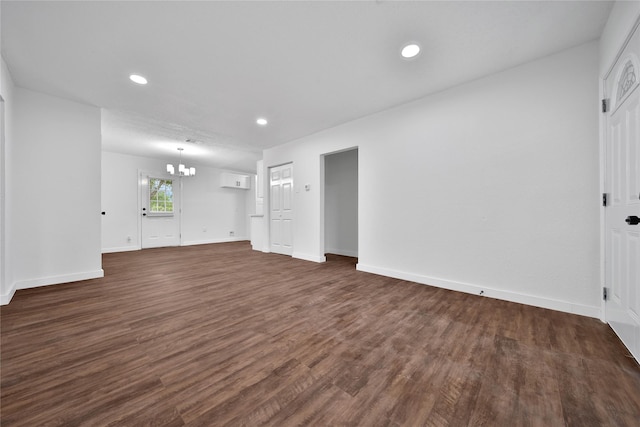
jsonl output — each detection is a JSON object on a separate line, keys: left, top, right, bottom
{"left": 140, "top": 171, "right": 181, "bottom": 248}
{"left": 323, "top": 148, "right": 358, "bottom": 258}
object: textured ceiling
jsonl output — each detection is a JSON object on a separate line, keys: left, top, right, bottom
{"left": 2, "top": 1, "right": 613, "bottom": 173}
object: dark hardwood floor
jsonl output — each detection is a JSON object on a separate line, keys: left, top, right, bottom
{"left": 2, "top": 242, "right": 639, "bottom": 426}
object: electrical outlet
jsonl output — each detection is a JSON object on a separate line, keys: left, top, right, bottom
{"left": 229, "top": 231, "right": 235, "bottom": 236}
{"left": 126, "top": 236, "right": 132, "bottom": 243}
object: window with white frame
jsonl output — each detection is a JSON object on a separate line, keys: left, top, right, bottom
{"left": 148, "top": 178, "right": 174, "bottom": 215}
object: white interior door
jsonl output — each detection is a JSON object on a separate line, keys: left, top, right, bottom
{"left": 270, "top": 163, "right": 293, "bottom": 255}
{"left": 604, "top": 20, "right": 640, "bottom": 362}
{"left": 1, "top": 97, "right": 5, "bottom": 288}
{"left": 140, "top": 172, "right": 180, "bottom": 249}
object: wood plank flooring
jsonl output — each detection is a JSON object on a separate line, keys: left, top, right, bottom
{"left": 2, "top": 241, "right": 640, "bottom": 426}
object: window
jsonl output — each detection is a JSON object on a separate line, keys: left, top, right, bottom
{"left": 149, "top": 178, "right": 174, "bottom": 215}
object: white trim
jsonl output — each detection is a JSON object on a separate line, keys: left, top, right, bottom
{"left": 1, "top": 269, "right": 105, "bottom": 305}
{"left": 599, "top": 75, "right": 607, "bottom": 323}
{"left": 0, "top": 269, "right": 104, "bottom": 305}
{"left": 319, "top": 154, "right": 326, "bottom": 265}
{"left": 179, "top": 177, "right": 184, "bottom": 245}
{"left": 181, "top": 237, "right": 248, "bottom": 246}
{"left": 16, "top": 270, "right": 104, "bottom": 291}
{"left": 137, "top": 169, "right": 144, "bottom": 248}
{"left": 356, "top": 263, "right": 600, "bottom": 319}
{"left": 1, "top": 283, "right": 16, "bottom": 305}
{"left": 293, "top": 252, "right": 326, "bottom": 263}
{"left": 103, "top": 238, "right": 250, "bottom": 253}
{"left": 603, "top": 14, "right": 640, "bottom": 80}
{"left": 325, "top": 248, "right": 358, "bottom": 258}
{"left": 102, "top": 246, "right": 140, "bottom": 254}
{"left": 0, "top": 97, "right": 5, "bottom": 309}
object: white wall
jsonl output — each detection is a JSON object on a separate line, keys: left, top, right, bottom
{"left": 101, "top": 150, "right": 253, "bottom": 252}
{"left": 0, "top": 56, "right": 15, "bottom": 303}
{"left": 263, "top": 41, "right": 600, "bottom": 317}
{"left": 3, "top": 86, "right": 103, "bottom": 303}
{"left": 181, "top": 161, "right": 255, "bottom": 246}
{"left": 599, "top": 1, "right": 640, "bottom": 75}
{"left": 324, "top": 149, "right": 358, "bottom": 257}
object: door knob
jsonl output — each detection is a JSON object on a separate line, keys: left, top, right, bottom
{"left": 625, "top": 216, "right": 640, "bottom": 225}
{"left": 143, "top": 213, "right": 147, "bottom": 216}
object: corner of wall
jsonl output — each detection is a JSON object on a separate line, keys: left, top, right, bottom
{"left": 0, "top": 282, "right": 16, "bottom": 305}
{"left": 293, "top": 252, "right": 326, "bottom": 263}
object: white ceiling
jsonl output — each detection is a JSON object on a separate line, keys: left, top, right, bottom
{"left": 2, "top": 1, "right": 613, "bottom": 173}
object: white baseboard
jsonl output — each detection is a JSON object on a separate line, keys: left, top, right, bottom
{"left": 293, "top": 252, "right": 327, "bottom": 263}
{"left": 325, "top": 248, "right": 358, "bottom": 258}
{"left": 1, "top": 284, "right": 16, "bottom": 305}
{"left": 356, "top": 263, "right": 600, "bottom": 319}
{"left": 181, "top": 237, "right": 248, "bottom": 246}
{"left": 102, "top": 245, "right": 140, "bottom": 254}
{"left": 253, "top": 244, "right": 271, "bottom": 252}
{"left": 1, "top": 269, "right": 105, "bottom": 306}
{"left": 16, "top": 269, "right": 105, "bottom": 291}
{"left": 103, "top": 239, "right": 249, "bottom": 254}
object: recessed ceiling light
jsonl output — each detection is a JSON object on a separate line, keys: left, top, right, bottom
{"left": 401, "top": 43, "right": 420, "bottom": 59}
{"left": 256, "top": 118, "right": 268, "bottom": 126}
{"left": 129, "top": 74, "right": 148, "bottom": 85}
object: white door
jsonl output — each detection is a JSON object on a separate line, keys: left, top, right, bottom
{"left": 140, "top": 173, "right": 180, "bottom": 248}
{"left": 0, "top": 97, "right": 5, "bottom": 288}
{"left": 604, "top": 20, "right": 640, "bottom": 362}
{"left": 270, "top": 163, "right": 293, "bottom": 255}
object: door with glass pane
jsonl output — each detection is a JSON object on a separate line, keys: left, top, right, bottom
{"left": 604, "top": 19, "right": 640, "bottom": 362}
{"left": 141, "top": 173, "right": 180, "bottom": 248}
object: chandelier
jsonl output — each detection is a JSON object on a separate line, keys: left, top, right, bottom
{"left": 166, "top": 147, "right": 196, "bottom": 177}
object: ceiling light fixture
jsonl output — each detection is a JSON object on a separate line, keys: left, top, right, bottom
{"left": 401, "top": 43, "right": 420, "bottom": 59}
{"left": 129, "top": 74, "right": 148, "bottom": 85}
{"left": 256, "top": 118, "right": 268, "bottom": 126}
{"left": 167, "top": 147, "right": 196, "bottom": 177}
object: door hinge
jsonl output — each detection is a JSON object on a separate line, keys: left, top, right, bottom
{"left": 603, "top": 287, "right": 609, "bottom": 301}
{"left": 602, "top": 193, "right": 608, "bottom": 207}
{"left": 602, "top": 98, "right": 609, "bottom": 113}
